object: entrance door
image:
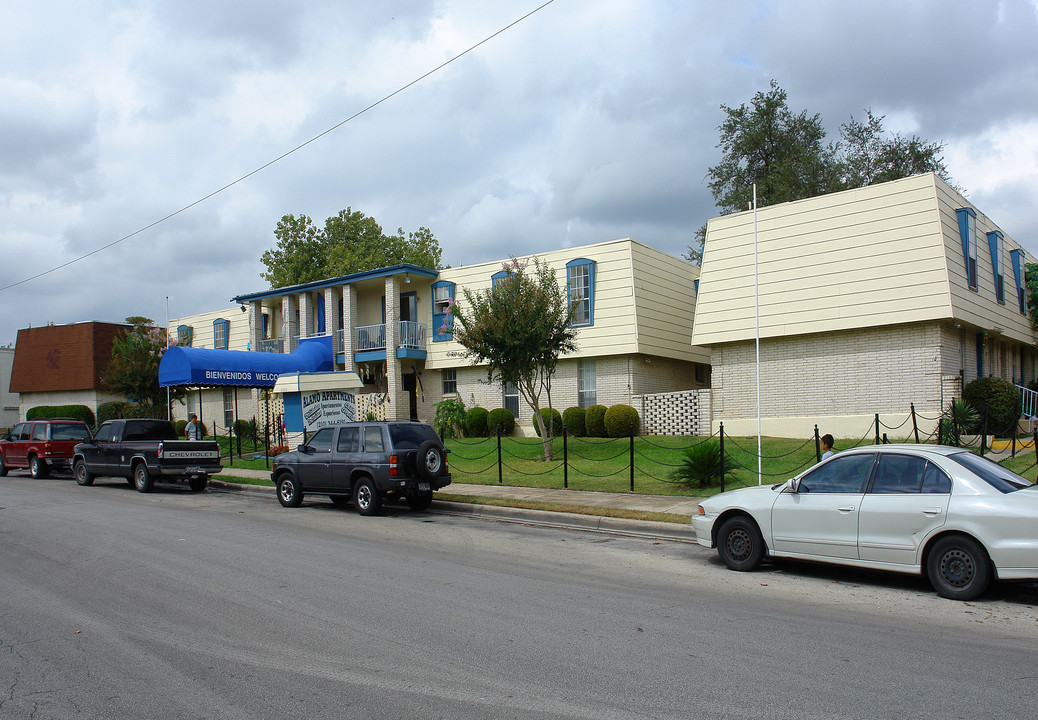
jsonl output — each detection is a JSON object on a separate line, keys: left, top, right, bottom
{"left": 403, "top": 374, "right": 418, "bottom": 420}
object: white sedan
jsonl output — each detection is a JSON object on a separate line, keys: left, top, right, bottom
{"left": 692, "top": 444, "right": 1038, "bottom": 600}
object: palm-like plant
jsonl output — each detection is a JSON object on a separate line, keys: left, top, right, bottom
{"left": 671, "top": 440, "right": 735, "bottom": 489}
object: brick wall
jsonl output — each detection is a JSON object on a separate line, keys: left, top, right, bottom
{"left": 633, "top": 389, "right": 711, "bottom": 435}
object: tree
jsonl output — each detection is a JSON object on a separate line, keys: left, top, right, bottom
{"left": 260, "top": 208, "right": 442, "bottom": 288}
{"left": 688, "top": 82, "right": 956, "bottom": 263}
{"left": 102, "top": 316, "right": 172, "bottom": 414}
{"left": 449, "top": 257, "right": 577, "bottom": 460}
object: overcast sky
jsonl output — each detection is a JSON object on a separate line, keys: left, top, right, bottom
{"left": 2, "top": 0, "right": 1037, "bottom": 345}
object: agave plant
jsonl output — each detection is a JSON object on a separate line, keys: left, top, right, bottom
{"left": 671, "top": 439, "right": 735, "bottom": 489}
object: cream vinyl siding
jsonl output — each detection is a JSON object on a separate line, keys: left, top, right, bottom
{"left": 426, "top": 238, "right": 699, "bottom": 369}
{"left": 169, "top": 308, "right": 250, "bottom": 351}
{"left": 692, "top": 174, "right": 990, "bottom": 346}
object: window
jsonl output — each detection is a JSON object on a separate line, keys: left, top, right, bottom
{"left": 214, "top": 318, "right": 230, "bottom": 350}
{"left": 948, "top": 451, "right": 1033, "bottom": 493}
{"left": 798, "top": 454, "right": 875, "bottom": 493}
{"left": 223, "top": 388, "right": 234, "bottom": 431}
{"left": 988, "top": 230, "right": 1005, "bottom": 304}
{"left": 306, "top": 427, "right": 333, "bottom": 452}
{"left": 957, "top": 208, "right": 978, "bottom": 291}
{"left": 30, "top": 423, "right": 46, "bottom": 441}
{"left": 566, "top": 258, "right": 595, "bottom": 326}
{"left": 1011, "top": 249, "right": 1026, "bottom": 314}
{"left": 337, "top": 426, "right": 359, "bottom": 453}
{"left": 442, "top": 368, "right": 457, "bottom": 395}
{"left": 186, "top": 393, "right": 198, "bottom": 421}
{"left": 177, "top": 325, "right": 193, "bottom": 346}
{"left": 503, "top": 381, "right": 520, "bottom": 419}
{"left": 431, "top": 281, "right": 455, "bottom": 341}
{"left": 363, "top": 426, "right": 385, "bottom": 453}
{"left": 869, "top": 454, "right": 949, "bottom": 494}
{"left": 491, "top": 270, "right": 510, "bottom": 289}
{"left": 94, "top": 423, "right": 116, "bottom": 443}
{"left": 578, "top": 359, "right": 596, "bottom": 408}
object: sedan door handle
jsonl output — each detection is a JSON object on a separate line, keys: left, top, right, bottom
{"left": 922, "top": 507, "right": 943, "bottom": 516}
{"left": 837, "top": 505, "right": 855, "bottom": 512}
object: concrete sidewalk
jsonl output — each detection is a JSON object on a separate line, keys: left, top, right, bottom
{"left": 212, "top": 466, "right": 705, "bottom": 518}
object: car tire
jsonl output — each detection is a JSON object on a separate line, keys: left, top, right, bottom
{"left": 416, "top": 440, "right": 445, "bottom": 481}
{"left": 0, "top": 453, "right": 8, "bottom": 477}
{"left": 188, "top": 477, "right": 208, "bottom": 492}
{"left": 329, "top": 495, "right": 351, "bottom": 507}
{"left": 927, "top": 535, "right": 992, "bottom": 601}
{"left": 133, "top": 463, "right": 154, "bottom": 493}
{"left": 74, "top": 459, "right": 94, "bottom": 486}
{"left": 276, "top": 475, "right": 303, "bottom": 508}
{"left": 406, "top": 491, "right": 433, "bottom": 512}
{"left": 29, "top": 456, "right": 49, "bottom": 479}
{"left": 354, "top": 477, "right": 382, "bottom": 516}
{"left": 716, "top": 516, "right": 765, "bottom": 572}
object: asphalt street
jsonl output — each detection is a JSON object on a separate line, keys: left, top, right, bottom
{"left": 2, "top": 475, "right": 1038, "bottom": 719}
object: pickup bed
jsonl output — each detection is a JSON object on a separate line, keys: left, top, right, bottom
{"left": 73, "top": 418, "right": 223, "bottom": 492}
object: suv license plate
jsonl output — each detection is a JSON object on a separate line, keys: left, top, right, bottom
{"left": 418, "top": 482, "right": 431, "bottom": 492}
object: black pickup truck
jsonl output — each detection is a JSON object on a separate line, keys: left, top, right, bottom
{"left": 73, "top": 418, "right": 223, "bottom": 493}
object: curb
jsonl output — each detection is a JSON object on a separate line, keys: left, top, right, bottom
{"left": 208, "top": 479, "right": 696, "bottom": 543}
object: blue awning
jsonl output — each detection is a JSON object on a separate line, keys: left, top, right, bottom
{"left": 159, "top": 336, "right": 334, "bottom": 387}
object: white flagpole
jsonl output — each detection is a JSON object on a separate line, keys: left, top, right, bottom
{"left": 166, "top": 296, "right": 171, "bottom": 422}
{"left": 754, "top": 184, "right": 762, "bottom": 485}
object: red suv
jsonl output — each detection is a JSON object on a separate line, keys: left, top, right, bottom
{"left": 0, "top": 419, "right": 93, "bottom": 478}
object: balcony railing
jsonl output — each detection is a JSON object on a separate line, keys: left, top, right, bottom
{"left": 355, "top": 322, "right": 427, "bottom": 353}
{"left": 257, "top": 338, "right": 284, "bottom": 353}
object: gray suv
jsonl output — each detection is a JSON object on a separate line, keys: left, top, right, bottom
{"left": 271, "top": 421, "right": 450, "bottom": 515}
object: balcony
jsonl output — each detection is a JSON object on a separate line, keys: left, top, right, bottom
{"left": 354, "top": 321, "right": 427, "bottom": 360}
{"left": 257, "top": 338, "right": 284, "bottom": 353}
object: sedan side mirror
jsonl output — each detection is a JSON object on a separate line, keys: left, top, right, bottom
{"left": 784, "top": 478, "right": 799, "bottom": 493}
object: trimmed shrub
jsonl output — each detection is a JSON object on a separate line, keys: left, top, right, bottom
{"left": 604, "top": 404, "right": 640, "bottom": 437}
{"left": 120, "top": 403, "right": 149, "bottom": 419}
{"left": 562, "top": 406, "right": 586, "bottom": 437}
{"left": 26, "top": 404, "right": 96, "bottom": 427}
{"left": 174, "top": 420, "right": 188, "bottom": 437}
{"left": 233, "top": 418, "right": 256, "bottom": 438}
{"left": 536, "top": 407, "right": 563, "bottom": 438}
{"left": 585, "top": 404, "right": 607, "bottom": 437}
{"left": 962, "top": 377, "right": 1021, "bottom": 435}
{"left": 464, "top": 407, "right": 489, "bottom": 438}
{"left": 487, "top": 408, "right": 515, "bottom": 436}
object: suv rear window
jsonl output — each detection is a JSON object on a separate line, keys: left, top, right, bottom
{"left": 388, "top": 424, "right": 439, "bottom": 450}
{"left": 51, "top": 423, "right": 92, "bottom": 441}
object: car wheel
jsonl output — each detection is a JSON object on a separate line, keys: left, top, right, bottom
{"left": 927, "top": 535, "right": 992, "bottom": 601}
{"left": 354, "top": 477, "right": 382, "bottom": 516}
{"left": 416, "top": 440, "right": 445, "bottom": 481}
{"left": 29, "top": 456, "right": 49, "bottom": 479}
{"left": 406, "top": 491, "right": 433, "bottom": 512}
{"left": 133, "top": 463, "right": 154, "bottom": 493}
{"left": 74, "top": 459, "right": 94, "bottom": 486}
{"left": 329, "top": 495, "right": 351, "bottom": 507}
{"left": 276, "top": 475, "right": 303, "bottom": 508}
{"left": 0, "top": 453, "right": 8, "bottom": 477}
{"left": 188, "top": 477, "right": 208, "bottom": 492}
{"left": 716, "top": 516, "right": 765, "bottom": 572}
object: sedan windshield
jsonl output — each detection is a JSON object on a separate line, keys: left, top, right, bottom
{"left": 947, "top": 451, "right": 1034, "bottom": 493}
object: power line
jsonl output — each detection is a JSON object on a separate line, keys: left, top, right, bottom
{"left": 0, "top": 0, "right": 555, "bottom": 293}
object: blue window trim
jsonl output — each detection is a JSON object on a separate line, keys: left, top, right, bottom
{"left": 316, "top": 295, "right": 326, "bottom": 334}
{"left": 177, "top": 324, "right": 193, "bottom": 347}
{"left": 566, "top": 258, "right": 595, "bottom": 327}
{"left": 957, "top": 208, "right": 978, "bottom": 291}
{"left": 431, "top": 280, "right": 455, "bottom": 342}
{"left": 491, "top": 270, "right": 509, "bottom": 289}
{"left": 261, "top": 313, "right": 269, "bottom": 338}
{"left": 1011, "top": 249, "right": 1026, "bottom": 315}
{"left": 987, "top": 230, "right": 1005, "bottom": 304}
{"left": 213, "top": 318, "right": 230, "bottom": 350}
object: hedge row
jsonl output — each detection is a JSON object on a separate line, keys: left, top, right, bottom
{"left": 456, "top": 403, "right": 640, "bottom": 439}
{"left": 26, "top": 405, "right": 96, "bottom": 427}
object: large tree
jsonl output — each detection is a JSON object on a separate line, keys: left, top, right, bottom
{"left": 686, "top": 82, "right": 956, "bottom": 264}
{"left": 449, "top": 257, "right": 577, "bottom": 461}
{"left": 260, "top": 207, "right": 442, "bottom": 288}
{"left": 102, "top": 316, "right": 172, "bottom": 413}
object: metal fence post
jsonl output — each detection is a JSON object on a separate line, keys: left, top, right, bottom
{"left": 814, "top": 425, "right": 821, "bottom": 463}
{"left": 719, "top": 422, "right": 726, "bottom": 494}
{"left": 497, "top": 424, "right": 503, "bottom": 484}
{"left": 563, "top": 426, "right": 568, "bottom": 489}
{"left": 911, "top": 403, "right": 920, "bottom": 443}
{"left": 874, "top": 414, "right": 880, "bottom": 445}
{"left": 629, "top": 422, "right": 635, "bottom": 492}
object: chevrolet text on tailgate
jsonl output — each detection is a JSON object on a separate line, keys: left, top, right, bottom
{"left": 73, "top": 418, "right": 223, "bottom": 493}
